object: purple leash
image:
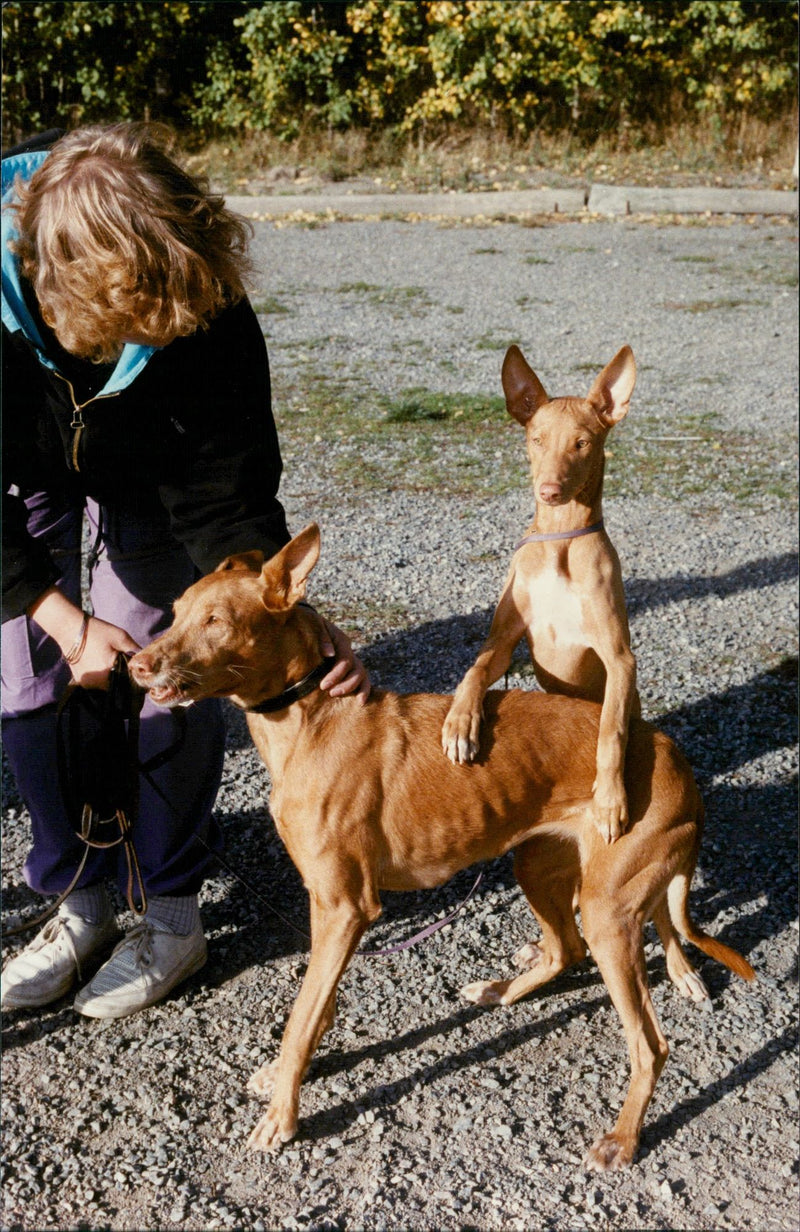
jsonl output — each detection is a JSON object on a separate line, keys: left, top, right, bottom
{"left": 358, "top": 870, "right": 484, "bottom": 958}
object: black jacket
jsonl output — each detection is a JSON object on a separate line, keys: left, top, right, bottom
{"left": 2, "top": 134, "right": 289, "bottom": 622}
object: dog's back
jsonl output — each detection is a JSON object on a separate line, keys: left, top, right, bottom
{"left": 264, "top": 685, "right": 699, "bottom": 901}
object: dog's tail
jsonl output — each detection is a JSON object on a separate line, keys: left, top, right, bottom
{"left": 667, "top": 872, "right": 756, "bottom": 982}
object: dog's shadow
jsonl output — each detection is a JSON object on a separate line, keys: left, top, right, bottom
{"left": 255, "top": 1013, "right": 799, "bottom": 1162}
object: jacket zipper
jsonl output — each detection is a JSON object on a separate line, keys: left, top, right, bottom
{"left": 53, "top": 372, "right": 120, "bottom": 472}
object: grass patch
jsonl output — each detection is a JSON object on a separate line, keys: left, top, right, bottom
{"left": 273, "top": 369, "right": 796, "bottom": 511}
{"left": 382, "top": 390, "right": 505, "bottom": 425}
{"left": 607, "top": 412, "right": 797, "bottom": 506}
{"left": 252, "top": 296, "right": 292, "bottom": 315}
{"left": 336, "top": 283, "right": 434, "bottom": 315}
{"left": 475, "top": 333, "right": 514, "bottom": 351}
{"left": 195, "top": 112, "right": 798, "bottom": 196}
{"left": 337, "top": 281, "right": 383, "bottom": 294}
{"left": 662, "top": 298, "right": 761, "bottom": 313}
{"left": 274, "top": 370, "right": 524, "bottom": 499}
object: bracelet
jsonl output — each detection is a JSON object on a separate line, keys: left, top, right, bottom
{"left": 63, "top": 611, "right": 91, "bottom": 665}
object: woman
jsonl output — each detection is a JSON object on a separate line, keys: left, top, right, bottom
{"left": 1, "top": 124, "right": 368, "bottom": 1019}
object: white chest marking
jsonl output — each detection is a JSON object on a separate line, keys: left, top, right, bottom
{"left": 530, "top": 566, "right": 587, "bottom": 647}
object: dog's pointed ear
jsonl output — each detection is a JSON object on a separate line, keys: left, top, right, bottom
{"left": 215, "top": 549, "right": 266, "bottom": 573}
{"left": 587, "top": 346, "right": 636, "bottom": 427}
{"left": 260, "top": 524, "right": 321, "bottom": 610}
{"left": 501, "top": 345, "right": 550, "bottom": 425}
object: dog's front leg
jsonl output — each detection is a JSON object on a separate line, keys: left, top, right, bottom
{"left": 247, "top": 897, "right": 372, "bottom": 1151}
{"left": 442, "top": 582, "right": 526, "bottom": 763}
{"left": 590, "top": 634, "right": 638, "bottom": 844}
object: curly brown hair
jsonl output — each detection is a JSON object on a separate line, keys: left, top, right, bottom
{"left": 10, "top": 124, "right": 253, "bottom": 363}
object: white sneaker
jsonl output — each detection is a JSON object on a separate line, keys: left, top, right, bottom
{"left": 73, "top": 918, "right": 206, "bottom": 1019}
{"left": 1, "top": 906, "right": 119, "bottom": 1011}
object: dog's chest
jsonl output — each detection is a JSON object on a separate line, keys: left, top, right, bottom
{"left": 528, "top": 565, "right": 587, "bottom": 647}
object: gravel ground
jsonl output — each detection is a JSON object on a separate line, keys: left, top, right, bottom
{"left": 2, "top": 209, "right": 798, "bottom": 1232}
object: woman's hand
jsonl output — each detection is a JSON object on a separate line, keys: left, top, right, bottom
{"left": 26, "top": 587, "right": 140, "bottom": 690}
{"left": 309, "top": 612, "right": 371, "bottom": 703}
{"left": 65, "top": 615, "right": 141, "bottom": 690}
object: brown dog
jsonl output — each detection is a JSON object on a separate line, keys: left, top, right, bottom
{"left": 129, "top": 525, "right": 754, "bottom": 1172}
{"left": 442, "top": 345, "right": 638, "bottom": 844}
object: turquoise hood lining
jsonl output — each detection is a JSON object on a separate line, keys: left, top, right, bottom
{"left": 1, "top": 147, "right": 156, "bottom": 395}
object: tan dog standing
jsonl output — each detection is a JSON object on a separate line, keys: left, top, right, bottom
{"left": 129, "top": 526, "right": 754, "bottom": 1172}
{"left": 442, "top": 345, "right": 638, "bottom": 844}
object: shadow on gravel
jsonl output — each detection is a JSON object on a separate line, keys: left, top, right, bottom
{"left": 290, "top": 986, "right": 610, "bottom": 1146}
{"left": 639, "top": 1021, "right": 798, "bottom": 1164}
{"left": 355, "top": 550, "right": 797, "bottom": 693}
{"left": 1, "top": 1002, "right": 76, "bottom": 1052}
{"left": 204, "top": 646, "right": 795, "bottom": 984}
{"left": 658, "top": 656, "right": 798, "bottom": 958}
{"left": 209, "top": 549, "right": 797, "bottom": 750}
{"left": 624, "top": 550, "right": 798, "bottom": 619}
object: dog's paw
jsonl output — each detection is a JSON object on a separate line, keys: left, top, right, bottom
{"left": 512, "top": 941, "right": 544, "bottom": 970}
{"left": 676, "top": 970, "right": 711, "bottom": 1004}
{"left": 590, "top": 787, "right": 628, "bottom": 844}
{"left": 247, "top": 1058, "right": 279, "bottom": 1097}
{"left": 583, "top": 1130, "right": 636, "bottom": 1172}
{"left": 441, "top": 710, "right": 481, "bottom": 764}
{"left": 460, "top": 979, "right": 510, "bottom": 1006}
{"left": 247, "top": 1103, "right": 298, "bottom": 1152}
{"left": 442, "top": 733, "right": 479, "bottom": 765}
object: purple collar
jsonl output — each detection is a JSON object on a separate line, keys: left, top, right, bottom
{"left": 514, "top": 518, "right": 604, "bottom": 551}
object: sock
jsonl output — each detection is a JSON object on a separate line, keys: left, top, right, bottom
{"left": 66, "top": 883, "right": 113, "bottom": 925}
{"left": 146, "top": 894, "right": 201, "bottom": 937}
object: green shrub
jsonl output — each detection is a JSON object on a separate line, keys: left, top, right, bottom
{"left": 2, "top": 1, "right": 796, "bottom": 147}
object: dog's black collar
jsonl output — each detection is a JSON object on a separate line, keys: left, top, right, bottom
{"left": 246, "top": 657, "right": 335, "bottom": 715}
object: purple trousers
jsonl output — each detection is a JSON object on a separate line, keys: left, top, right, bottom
{"left": 1, "top": 492, "right": 225, "bottom": 898}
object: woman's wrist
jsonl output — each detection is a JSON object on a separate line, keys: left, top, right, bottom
{"left": 26, "top": 587, "right": 89, "bottom": 657}
{"left": 63, "top": 610, "right": 91, "bottom": 664}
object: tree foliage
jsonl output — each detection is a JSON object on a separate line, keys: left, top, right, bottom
{"left": 3, "top": 1, "right": 797, "bottom": 146}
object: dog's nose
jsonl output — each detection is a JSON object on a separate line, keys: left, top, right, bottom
{"left": 538, "top": 483, "right": 563, "bottom": 504}
{"left": 128, "top": 651, "right": 154, "bottom": 682}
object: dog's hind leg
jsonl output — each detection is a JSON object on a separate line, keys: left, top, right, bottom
{"left": 462, "top": 836, "right": 586, "bottom": 1007}
{"left": 651, "top": 899, "right": 709, "bottom": 1004}
{"left": 580, "top": 893, "right": 669, "bottom": 1172}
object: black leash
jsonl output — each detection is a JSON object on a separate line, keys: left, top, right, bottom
{"left": 2, "top": 654, "right": 149, "bottom": 942}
